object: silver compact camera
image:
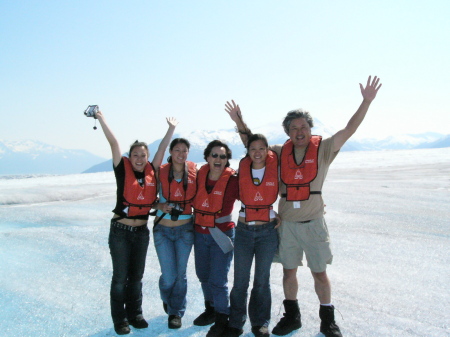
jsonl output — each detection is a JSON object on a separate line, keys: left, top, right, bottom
{"left": 84, "top": 105, "right": 99, "bottom": 118}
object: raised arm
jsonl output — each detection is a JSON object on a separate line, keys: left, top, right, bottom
{"left": 151, "top": 117, "right": 178, "bottom": 168}
{"left": 333, "top": 76, "right": 382, "bottom": 152}
{"left": 225, "top": 100, "right": 253, "bottom": 147}
{"left": 95, "top": 111, "right": 122, "bottom": 167}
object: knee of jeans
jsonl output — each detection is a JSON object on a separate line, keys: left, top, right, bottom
{"left": 111, "top": 270, "right": 127, "bottom": 284}
{"left": 196, "top": 272, "right": 209, "bottom": 283}
{"left": 110, "top": 279, "right": 126, "bottom": 298}
{"left": 127, "top": 272, "right": 145, "bottom": 283}
{"left": 161, "top": 272, "right": 178, "bottom": 286}
{"left": 125, "top": 279, "right": 143, "bottom": 291}
{"left": 231, "top": 280, "right": 250, "bottom": 293}
{"left": 209, "top": 278, "right": 228, "bottom": 290}
{"left": 252, "top": 276, "right": 271, "bottom": 290}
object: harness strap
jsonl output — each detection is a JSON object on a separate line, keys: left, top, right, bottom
{"left": 215, "top": 214, "right": 233, "bottom": 223}
{"left": 281, "top": 191, "right": 321, "bottom": 198}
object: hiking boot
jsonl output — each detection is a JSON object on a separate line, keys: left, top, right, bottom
{"left": 272, "top": 300, "right": 301, "bottom": 336}
{"left": 223, "top": 326, "right": 244, "bottom": 337}
{"left": 252, "top": 325, "right": 270, "bottom": 337}
{"left": 206, "top": 313, "right": 229, "bottom": 337}
{"left": 114, "top": 321, "right": 130, "bottom": 335}
{"left": 163, "top": 302, "right": 168, "bottom": 314}
{"left": 168, "top": 315, "right": 182, "bottom": 329}
{"left": 319, "top": 305, "right": 342, "bottom": 337}
{"left": 129, "top": 314, "right": 148, "bottom": 329}
{"left": 193, "top": 301, "right": 216, "bottom": 326}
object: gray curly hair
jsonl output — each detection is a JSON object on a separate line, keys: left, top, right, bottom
{"left": 282, "top": 109, "right": 314, "bottom": 136}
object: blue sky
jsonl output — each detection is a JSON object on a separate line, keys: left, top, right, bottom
{"left": 1, "top": 0, "right": 449, "bottom": 158}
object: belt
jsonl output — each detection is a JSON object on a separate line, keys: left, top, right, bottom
{"left": 111, "top": 220, "right": 148, "bottom": 232}
{"left": 237, "top": 220, "right": 277, "bottom": 231}
{"left": 281, "top": 191, "right": 321, "bottom": 198}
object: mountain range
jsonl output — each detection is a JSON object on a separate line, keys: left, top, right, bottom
{"left": 83, "top": 119, "right": 449, "bottom": 173}
{"left": 1, "top": 119, "right": 448, "bottom": 176}
{"left": 0, "top": 140, "right": 105, "bottom": 175}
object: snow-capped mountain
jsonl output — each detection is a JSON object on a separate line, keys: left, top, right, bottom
{"left": 2, "top": 119, "right": 447, "bottom": 175}
{"left": 415, "top": 134, "right": 450, "bottom": 149}
{"left": 0, "top": 140, "right": 106, "bottom": 175}
{"left": 83, "top": 128, "right": 246, "bottom": 173}
{"left": 83, "top": 119, "right": 448, "bottom": 174}
{"left": 347, "top": 132, "right": 446, "bottom": 151}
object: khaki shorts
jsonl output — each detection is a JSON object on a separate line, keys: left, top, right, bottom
{"left": 274, "top": 217, "right": 333, "bottom": 272}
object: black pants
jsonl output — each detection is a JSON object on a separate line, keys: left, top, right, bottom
{"left": 108, "top": 221, "right": 149, "bottom": 323}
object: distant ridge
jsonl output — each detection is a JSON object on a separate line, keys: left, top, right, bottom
{"left": 1, "top": 120, "right": 448, "bottom": 175}
{"left": 415, "top": 134, "right": 450, "bottom": 149}
{"left": 83, "top": 120, "right": 448, "bottom": 174}
{"left": 0, "top": 140, "right": 106, "bottom": 175}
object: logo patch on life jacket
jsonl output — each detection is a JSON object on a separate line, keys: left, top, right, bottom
{"left": 202, "top": 199, "right": 210, "bottom": 207}
{"left": 146, "top": 182, "right": 155, "bottom": 186}
{"left": 266, "top": 181, "right": 275, "bottom": 186}
{"left": 213, "top": 191, "right": 222, "bottom": 195}
{"left": 294, "top": 170, "right": 303, "bottom": 180}
{"left": 305, "top": 159, "right": 314, "bottom": 164}
{"left": 137, "top": 191, "right": 145, "bottom": 200}
{"left": 254, "top": 192, "right": 263, "bottom": 201}
{"left": 174, "top": 188, "right": 183, "bottom": 197}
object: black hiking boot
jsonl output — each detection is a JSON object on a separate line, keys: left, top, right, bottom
{"left": 206, "top": 313, "right": 229, "bottom": 337}
{"left": 193, "top": 301, "right": 216, "bottom": 326}
{"left": 319, "top": 305, "right": 342, "bottom": 337}
{"left": 272, "top": 299, "right": 302, "bottom": 336}
{"left": 114, "top": 321, "right": 130, "bottom": 335}
{"left": 168, "top": 315, "right": 182, "bottom": 329}
{"left": 129, "top": 314, "right": 148, "bottom": 329}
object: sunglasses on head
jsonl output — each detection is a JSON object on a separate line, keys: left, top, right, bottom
{"left": 211, "top": 153, "right": 227, "bottom": 159}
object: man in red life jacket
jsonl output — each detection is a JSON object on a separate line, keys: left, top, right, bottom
{"left": 225, "top": 76, "right": 382, "bottom": 337}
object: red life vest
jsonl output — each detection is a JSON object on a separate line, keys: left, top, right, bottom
{"left": 239, "top": 151, "right": 279, "bottom": 222}
{"left": 159, "top": 161, "right": 197, "bottom": 215}
{"left": 122, "top": 157, "right": 158, "bottom": 217}
{"left": 192, "top": 164, "right": 235, "bottom": 228}
{"left": 280, "top": 136, "right": 321, "bottom": 201}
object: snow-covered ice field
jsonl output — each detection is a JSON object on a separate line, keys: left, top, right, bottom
{"left": 0, "top": 148, "right": 449, "bottom": 337}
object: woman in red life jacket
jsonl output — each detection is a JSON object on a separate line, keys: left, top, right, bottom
{"left": 153, "top": 138, "right": 197, "bottom": 329}
{"left": 191, "top": 140, "right": 239, "bottom": 337}
{"left": 226, "top": 131, "right": 281, "bottom": 337}
{"left": 95, "top": 110, "right": 177, "bottom": 336}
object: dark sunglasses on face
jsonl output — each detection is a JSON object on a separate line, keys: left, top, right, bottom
{"left": 211, "top": 153, "right": 227, "bottom": 159}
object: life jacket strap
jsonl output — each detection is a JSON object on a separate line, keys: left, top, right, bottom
{"left": 281, "top": 191, "right": 321, "bottom": 198}
{"left": 215, "top": 214, "right": 233, "bottom": 223}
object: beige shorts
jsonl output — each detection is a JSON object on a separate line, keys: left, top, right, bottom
{"left": 274, "top": 217, "right": 333, "bottom": 272}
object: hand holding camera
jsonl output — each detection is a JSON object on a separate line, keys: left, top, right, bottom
{"left": 83, "top": 105, "right": 99, "bottom": 130}
{"left": 84, "top": 105, "right": 99, "bottom": 118}
{"left": 167, "top": 203, "right": 184, "bottom": 221}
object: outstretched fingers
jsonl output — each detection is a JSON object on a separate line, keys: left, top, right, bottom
{"left": 166, "top": 117, "right": 179, "bottom": 127}
{"left": 360, "top": 75, "right": 382, "bottom": 101}
{"left": 225, "top": 99, "right": 242, "bottom": 121}
{"left": 368, "top": 76, "right": 382, "bottom": 91}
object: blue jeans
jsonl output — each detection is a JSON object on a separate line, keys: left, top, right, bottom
{"left": 194, "top": 228, "right": 235, "bottom": 315}
{"left": 229, "top": 221, "right": 278, "bottom": 329}
{"left": 153, "top": 222, "right": 194, "bottom": 317}
{"left": 108, "top": 222, "right": 150, "bottom": 324}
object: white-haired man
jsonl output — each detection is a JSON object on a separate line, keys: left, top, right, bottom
{"left": 225, "top": 76, "right": 382, "bottom": 337}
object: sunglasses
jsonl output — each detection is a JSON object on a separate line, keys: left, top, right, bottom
{"left": 211, "top": 153, "right": 227, "bottom": 159}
